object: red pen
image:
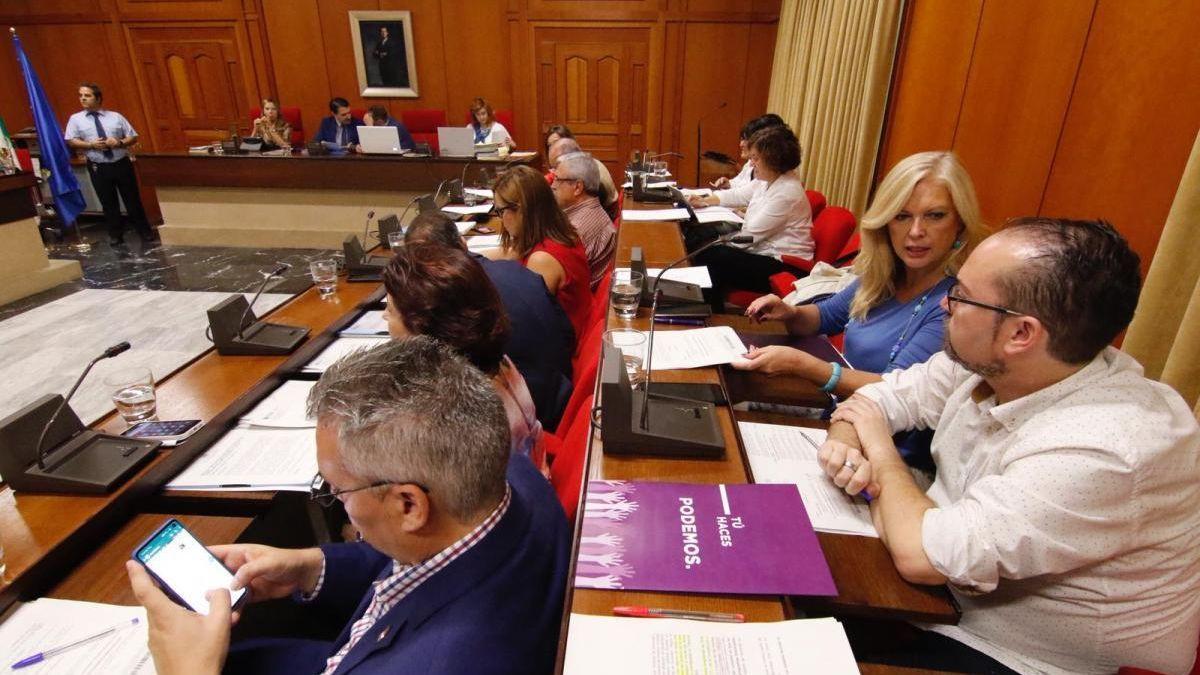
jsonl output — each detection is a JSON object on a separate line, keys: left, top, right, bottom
{"left": 612, "top": 606, "right": 746, "bottom": 623}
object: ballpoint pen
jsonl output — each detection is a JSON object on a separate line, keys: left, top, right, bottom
{"left": 795, "top": 427, "right": 873, "bottom": 503}
{"left": 652, "top": 316, "right": 705, "bottom": 326}
{"left": 613, "top": 606, "right": 745, "bottom": 623}
{"left": 11, "top": 617, "right": 141, "bottom": 669}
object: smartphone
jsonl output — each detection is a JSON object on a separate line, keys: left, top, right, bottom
{"left": 120, "top": 419, "right": 203, "bottom": 446}
{"left": 132, "top": 518, "right": 248, "bottom": 615}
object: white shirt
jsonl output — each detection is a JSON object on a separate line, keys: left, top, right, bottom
{"left": 468, "top": 121, "right": 513, "bottom": 146}
{"left": 65, "top": 109, "right": 136, "bottom": 163}
{"left": 727, "top": 161, "right": 754, "bottom": 188}
{"left": 716, "top": 170, "right": 813, "bottom": 261}
{"left": 859, "top": 349, "right": 1200, "bottom": 675}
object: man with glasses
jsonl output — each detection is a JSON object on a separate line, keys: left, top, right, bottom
{"left": 817, "top": 218, "right": 1200, "bottom": 674}
{"left": 126, "top": 337, "right": 571, "bottom": 674}
{"left": 550, "top": 151, "right": 615, "bottom": 289}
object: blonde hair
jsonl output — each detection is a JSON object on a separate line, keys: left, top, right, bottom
{"left": 849, "top": 151, "right": 987, "bottom": 320}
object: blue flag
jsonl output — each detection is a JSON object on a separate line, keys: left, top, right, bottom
{"left": 11, "top": 32, "right": 87, "bottom": 227}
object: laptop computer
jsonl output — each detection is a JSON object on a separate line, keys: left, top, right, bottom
{"left": 358, "top": 126, "right": 409, "bottom": 155}
{"left": 437, "top": 127, "right": 475, "bottom": 157}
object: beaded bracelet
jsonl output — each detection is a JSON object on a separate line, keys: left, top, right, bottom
{"left": 820, "top": 361, "right": 843, "bottom": 393}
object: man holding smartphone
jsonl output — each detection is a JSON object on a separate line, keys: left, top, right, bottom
{"left": 127, "top": 337, "right": 571, "bottom": 674}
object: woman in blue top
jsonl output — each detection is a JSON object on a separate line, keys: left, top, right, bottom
{"left": 734, "top": 152, "right": 987, "bottom": 468}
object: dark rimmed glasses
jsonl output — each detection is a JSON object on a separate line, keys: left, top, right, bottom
{"left": 945, "top": 282, "right": 1023, "bottom": 317}
{"left": 308, "top": 473, "right": 429, "bottom": 507}
{"left": 492, "top": 203, "right": 519, "bottom": 216}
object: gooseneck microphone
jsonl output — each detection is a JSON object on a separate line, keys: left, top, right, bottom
{"left": 361, "top": 209, "right": 377, "bottom": 248}
{"left": 237, "top": 263, "right": 291, "bottom": 339}
{"left": 34, "top": 341, "right": 131, "bottom": 470}
{"left": 640, "top": 232, "right": 752, "bottom": 430}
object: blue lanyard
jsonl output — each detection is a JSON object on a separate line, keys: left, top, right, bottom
{"left": 886, "top": 289, "right": 932, "bottom": 368}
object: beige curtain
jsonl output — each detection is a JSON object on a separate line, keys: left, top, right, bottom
{"left": 1123, "top": 130, "right": 1200, "bottom": 416}
{"left": 767, "top": 0, "right": 903, "bottom": 215}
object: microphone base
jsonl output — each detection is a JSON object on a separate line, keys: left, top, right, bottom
{"left": 604, "top": 391, "right": 724, "bottom": 458}
{"left": 639, "top": 278, "right": 705, "bottom": 307}
{"left": 346, "top": 261, "right": 386, "bottom": 283}
{"left": 217, "top": 321, "right": 310, "bottom": 356}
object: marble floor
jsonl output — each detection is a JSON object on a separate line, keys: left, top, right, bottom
{"left": 0, "top": 222, "right": 341, "bottom": 426}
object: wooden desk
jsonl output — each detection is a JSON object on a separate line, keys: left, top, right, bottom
{"left": 559, "top": 206, "right": 956, "bottom": 667}
{"left": 137, "top": 151, "right": 537, "bottom": 249}
{"left": 0, "top": 275, "right": 378, "bottom": 613}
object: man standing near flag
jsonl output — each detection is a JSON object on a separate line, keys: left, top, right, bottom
{"left": 65, "top": 82, "right": 155, "bottom": 246}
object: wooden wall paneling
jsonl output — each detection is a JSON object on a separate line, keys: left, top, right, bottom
{"left": 378, "top": 0, "right": 451, "bottom": 116}
{"left": 655, "top": 18, "right": 687, "bottom": 171}
{"left": 508, "top": 5, "right": 540, "bottom": 148}
{"left": 114, "top": 0, "right": 241, "bottom": 20}
{"left": 524, "top": 0, "right": 662, "bottom": 22}
{"left": 315, "top": 0, "right": 380, "bottom": 113}
{"left": 0, "top": 0, "right": 105, "bottom": 19}
{"left": 435, "top": 0, "right": 513, "bottom": 131}
{"left": 259, "top": 0, "right": 330, "bottom": 138}
{"left": 239, "top": 0, "right": 277, "bottom": 116}
{"left": 1040, "top": 0, "right": 1200, "bottom": 274}
{"left": 951, "top": 0, "right": 1096, "bottom": 226}
{"left": 679, "top": 22, "right": 752, "bottom": 186}
{"left": 877, "top": 0, "right": 983, "bottom": 175}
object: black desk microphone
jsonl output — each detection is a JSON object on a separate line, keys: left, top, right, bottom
{"left": 238, "top": 263, "right": 291, "bottom": 340}
{"left": 361, "top": 209, "right": 377, "bottom": 247}
{"left": 34, "top": 341, "right": 130, "bottom": 470}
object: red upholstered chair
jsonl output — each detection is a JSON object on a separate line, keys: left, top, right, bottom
{"left": 401, "top": 108, "right": 447, "bottom": 153}
{"left": 806, "top": 189, "right": 826, "bottom": 219}
{"left": 349, "top": 108, "right": 368, "bottom": 124}
{"left": 549, "top": 393, "right": 594, "bottom": 523}
{"left": 248, "top": 106, "right": 305, "bottom": 146}
{"left": 589, "top": 267, "right": 614, "bottom": 329}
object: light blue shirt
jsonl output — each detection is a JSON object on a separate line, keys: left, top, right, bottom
{"left": 65, "top": 109, "right": 137, "bottom": 163}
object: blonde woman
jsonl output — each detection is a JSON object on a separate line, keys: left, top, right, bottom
{"left": 251, "top": 98, "right": 291, "bottom": 148}
{"left": 734, "top": 152, "right": 987, "bottom": 467}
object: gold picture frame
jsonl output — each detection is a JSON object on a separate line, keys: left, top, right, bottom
{"left": 349, "top": 10, "right": 419, "bottom": 98}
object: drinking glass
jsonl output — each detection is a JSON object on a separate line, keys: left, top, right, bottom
{"left": 309, "top": 259, "right": 338, "bottom": 297}
{"left": 610, "top": 269, "right": 644, "bottom": 320}
{"left": 386, "top": 230, "right": 405, "bottom": 250}
{"left": 103, "top": 367, "right": 157, "bottom": 425}
{"left": 603, "top": 329, "right": 647, "bottom": 388}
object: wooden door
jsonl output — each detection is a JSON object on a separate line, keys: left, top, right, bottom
{"left": 127, "top": 25, "right": 257, "bottom": 149}
{"left": 534, "top": 27, "right": 651, "bottom": 180}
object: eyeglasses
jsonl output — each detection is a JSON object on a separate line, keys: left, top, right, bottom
{"left": 945, "top": 282, "right": 1023, "bottom": 317}
{"left": 492, "top": 203, "right": 518, "bottom": 216}
{"left": 552, "top": 176, "right": 579, "bottom": 185}
{"left": 308, "top": 473, "right": 429, "bottom": 507}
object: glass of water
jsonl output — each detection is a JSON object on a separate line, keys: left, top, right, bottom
{"left": 610, "top": 269, "right": 644, "bottom": 320}
{"left": 386, "top": 230, "right": 405, "bottom": 250}
{"left": 103, "top": 367, "right": 157, "bottom": 425}
{"left": 603, "top": 329, "right": 647, "bottom": 388}
{"left": 309, "top": 259, "right": 338, "bottom": 297}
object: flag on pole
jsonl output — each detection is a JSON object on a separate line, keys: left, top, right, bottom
{"left": 0, "top": 115, "right": 17, "bottom": 172}
{"left": 10, "top": 28, "right": 87, "bottom": 226}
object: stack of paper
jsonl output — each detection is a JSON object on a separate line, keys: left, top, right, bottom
{"left": 647, "top": 326, "right": 748, "bottom": 370}
{"left": 240, "top": 380, "right": 317, "bottom": 429}
{"left": 679, "top": 187, "right": 713, "bottom": 197}
{"left": 441, "top": 203, "right": 493, "bottom": 216}
{"left": 620, "top": 208, "right": 690, "bottom": 222}
{"left": 301, "top": 337, "right": 390, "bottom": 373}
{"left": 167, "top": 425, "right": 316, "bottom": 491}
{"left": 563, "top": 615, "right": 859, "bottom": 674}
{"left": 0, "top": 599, "right": 152, "bottom": 674}
{"left": 694, "top": 206, "right": 744, "bottom": 224}
{"left": 339, "top": 310, "right": 389, "bottom": 336}
{"left": 465, "top": 234, "right": 502, "bottom": 252}
{"left": 738, "top": 421, "right": 877, "bottom": 537}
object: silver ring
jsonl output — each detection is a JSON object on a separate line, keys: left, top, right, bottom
{"left": 842, "top": 460, "right": 857, "bottom": 472}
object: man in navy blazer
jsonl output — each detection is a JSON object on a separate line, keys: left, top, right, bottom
{"left": 313, "top": 96, "right": 362, "bottom": 149}
{"left": 127, "top": 337, "right": 571, "bottom": 675}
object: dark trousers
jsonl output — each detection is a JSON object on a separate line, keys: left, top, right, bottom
{"left": 846, "top": 619, "right": 1022, "bottom": 675}
{"left": 87, "top": 157, "right": 151, "bottom": 240}
{"left": 694, "top": 244, "right": 785, "bottom": 311}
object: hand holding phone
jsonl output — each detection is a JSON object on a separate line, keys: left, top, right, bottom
{"left": 208, "top": 543, "right": 325, "bottom": 602}
{"left": 132, "top": 519, "right": 248, "bottom": 615}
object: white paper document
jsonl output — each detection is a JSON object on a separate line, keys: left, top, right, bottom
{"left": 738, "top": 421, "right": 877, "bottom": 537}
{"left": 0, "top": 599, "right": 153, "bottom": 675}
{"left": 620, "top": 208, "right": 690, "bottom": 222}
{"left": 455, "top": 221, "right": 477, "bottom": 235}
{"left": 167, "top": 426, "right": 316, "bottom": 490}
{"left": 302, "top": 337, "right": 390, "bottom": 373}
{"left": 616, "top": 266, "right": 713, "bottom": 288}
{"left": 465, "top": 234, "right": 503, "bottom": 251}
{"left": 679, "top": 187, "right": 713, "bottom": 197}
{"left": 694, "top": 206, "right": 744, "bottom": 224}
{"left": 620, "top": 180, "right": 677, "bottom": 189}
{"left": 240, "top": 380, "right": 317, "bottom": 429}
{"left": 339, "top": 310, "right": 389, "bottom": 336}
{"left": 563, "top": 614, "right": 858, "bottom": 675}
{"left": 648, "top": 326, "right": 748, "bottom": 370}
{"left": 441, "top": 203, "right": 494, "bottom": 215}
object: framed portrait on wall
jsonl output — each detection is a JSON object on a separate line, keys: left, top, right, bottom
{"left": 349, "top": 10, "right": 418, "bottom": 98}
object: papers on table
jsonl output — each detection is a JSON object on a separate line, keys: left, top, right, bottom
{"left": 441, "top": 203, "right": 494, "bottom": 216}
{"left": 647, "top": 325, "right": 748, "bottom": 370}
{"left": 617, "top": 265, "right": 712, "bottom": 288}
{"left": 679, "top": 187, "right": 713, "bottom": 197}
{"left": 339, "top": 310, "right": 389, "bottom": 336}
{"left": 240, "top": 380, "right": 316, "bottom": 429}
{"left": 620, "top": 208, "right": 690, "bottom": 222}
{"left": 694, "top": 206, "right": 744, "bottom": 224}
{"left": 465, "top": 234, "right": 502, "bottom": 252}
{"left": 0, "top": 599, "right": 153, "bottom": 675}
{"left": 166, "top": 426, "right": 316, "bottom": 491}
{"left": 301, "top": 336, "right": 390, "bottom": 373}
{"left": 738, "top": 421, "right": 877, "bottom": 537}
{"left": 563, "top": 614, "right": 858, "bottom": 675}
{"left": 620, "top": 179, "right": 677, "bottom": 189}
{"left": 455, "top": 221, "right": 477, "bottom": 235}
{"left": 464, "top": 187, "right": 493, "bottom": 199}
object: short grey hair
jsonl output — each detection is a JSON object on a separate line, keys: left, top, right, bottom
{"left": 306, "top": 336, "right": 510, "bottom": 521}
{"left": 556, "top": 151, "right": 600, "bottom": 196}
{"left": 549, "top": 137, "right": 581, "bottom": 165}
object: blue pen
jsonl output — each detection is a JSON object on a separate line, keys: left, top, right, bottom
{"left": 11, "top": 617, "right": 140, "bottom": 669}
{"left": 653, "top": 316, "right": 705, "bottom": 326}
